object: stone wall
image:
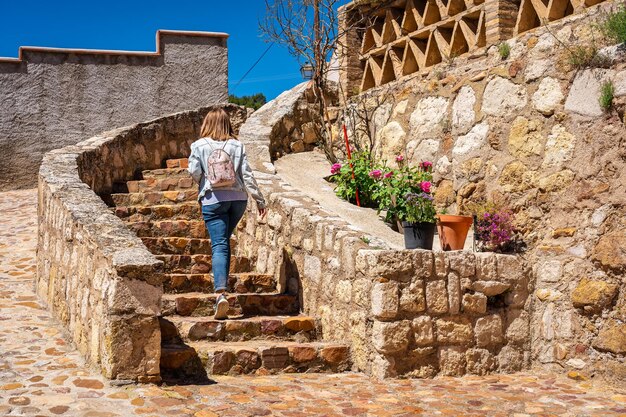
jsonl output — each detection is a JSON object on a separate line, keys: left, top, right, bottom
{"left": 238, "top": 82, "right": 324, "bottom": 172}
{"left": 37, "top": 104, "right": 248, "bottom": 382}
{"left": 1, "top": 30, "right": 229, "bottom": 191}
{"left": 234, "top": 84, "right": 530, "bottom": 378}
{"left": 335, "top": 3, "right": 626, "bottom": 381}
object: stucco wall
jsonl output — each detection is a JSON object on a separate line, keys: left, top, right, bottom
{"left": 1, "top": 30, "right": 229, "bottom": 191}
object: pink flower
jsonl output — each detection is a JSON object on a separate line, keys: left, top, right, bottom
{"left": 395, "top": 155, "right": 404, "bottom": 163}
{"left": 330, "top": 163, "right": 342, "bottom": 175}
{"left": 384, "top": 171, "right": 393, "bottom": 179}
{"left": 420, "top": 181, "right": 432, "bottom": 193}
{"left": 420, "top": 161, "right": 433, "bottom": 171}
{"left": 369, "top": 169, "right": 383, "bottom": 179}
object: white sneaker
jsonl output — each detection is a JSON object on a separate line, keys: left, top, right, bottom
{"left": 214, "top": 294, "right": 229, "bottom": 320}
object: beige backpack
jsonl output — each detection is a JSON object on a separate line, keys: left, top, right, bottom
{"left": 204, "top": 139, "right": 236, "bottom": 188}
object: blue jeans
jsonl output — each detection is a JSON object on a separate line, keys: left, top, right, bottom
{"left": 201, "top": 200, "right": 247, "bottom": 292}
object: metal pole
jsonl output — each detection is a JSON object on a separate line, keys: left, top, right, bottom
{"left": 342, "top": 123, "right": 361, "bottom": 207}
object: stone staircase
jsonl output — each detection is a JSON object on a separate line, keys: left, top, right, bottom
{"left": 112, "top": 158, "right": 351, "bottom": 381}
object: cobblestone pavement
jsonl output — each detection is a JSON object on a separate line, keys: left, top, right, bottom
{"left": 0, "top": 189, "right": 625, "bottom": 417}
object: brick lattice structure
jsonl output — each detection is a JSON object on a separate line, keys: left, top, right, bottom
{"left": 339, "top": 0, "right": 611, "bottom": 94}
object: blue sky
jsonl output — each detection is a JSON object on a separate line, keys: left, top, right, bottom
{"left": 0, "top": 0, "right": 347, "bottom": 100}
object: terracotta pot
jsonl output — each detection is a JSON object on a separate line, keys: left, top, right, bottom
{"left": 436, "top": 214, "right": 473, "bottom": 251}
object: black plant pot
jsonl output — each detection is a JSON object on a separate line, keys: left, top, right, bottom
{"left": 402, "top": 221, "right": 436, "bottom": 250}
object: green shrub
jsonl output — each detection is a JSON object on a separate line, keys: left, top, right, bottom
{"left": 599, "top": 80, "right": 615, "bottom": 112}
{"left": 600, "top": 5, "right": 626, "bottom": 44}
{"left": 498, "top": 42, "right": 511, "bottom": 60}
{"left": 566, "top": 46, "right": 612, "bottom": 70}
{"left": 329, "top": 151, "right": 382, "bottom": 208}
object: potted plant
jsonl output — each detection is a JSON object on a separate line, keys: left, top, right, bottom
{"left": 436, "top": 212, "right": 473, "bottom": 251}
{"left": 373, "top": 158, "right": 436, "bottom": 249}
{"left": 401, "top": 191, "right": 437, "bottom": 249}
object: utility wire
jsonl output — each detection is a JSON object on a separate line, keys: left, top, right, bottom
{"left": 231, "top": 42, "right": 276, "bottom": 94}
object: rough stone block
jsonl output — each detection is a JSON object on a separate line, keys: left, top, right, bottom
{"left": 462, "top": 293, "right": 487, "bottom": 315}
{"left": 475, "top": 314, "right": 504, "bottom": 348}
{"left": 565, "top": 69, "right": 613, "bottom": 117}
{"left": 571, "top": 278, "right": 618, "bottom": 313}
{"left": 284, "top": 317, "right": 316, "bottom": 332}
{"left": 289, "top": 346, "right": 318, "bottom": 363}
{"left": 435, "top": 317, "right": 473, "bottom": 345}
{"left": 413, "top": 316, "right": 435, "bottom": 347}
{"left": 371, "top": 281, "right": 399, "bottom": 320}
{"left": 472, "top": 280, "right": 510, "bottom": 296}
{"left": 593, "top": 320, "right": 626, "bottom": 354}
{"left": 505, "top": 309, "right": 530, "bottom": 347}
{"left": 399, "top": 280, "right": 426, "bottom": 314}
{"left": 303, "top": 255, "right": 322, "bottom": 284}
{"left": 439, "top": 346, "right": 466, "bottom": 376}
{"left": 235, "top": 349, "right": 260, "bottom": 371}
{"left": 210, "top": 351, "right": 235, "bottom": 374}
{"left": 335, "top": 280, "right": 353, "bottom": 304}
{"left": 497, "top": 345, "right": 524, "bottom": 372}
{"left": 413, "top": 251, "right": 434, "bottom": 279}
{"left": 495, "top": 254, "right": 523, "bottom": 283}
{"left": 434, "top": 252, "right": 449, "bottom": 279}
{"left": 447, "top": 251, "right": 476, "bottom": 278}
{"left": 592, "top": 230, "right": 626, "bottom": 271}
{"left": 260, "top": 346, "right": 290, "bottom": 369}
{"left": 447, "top": 273, "right": 461, "bottom": 315}
{"left": 372, "top": 320, "right": 411, "bottom": 354}
{"left": 426, "top": 280, "right": 448, "bottom": 315}
{"left": 465, "top": 348, "right": 496, "bottom": 376}
{"left": 320, "top": 345, "right": 349, "bottom": 365}
{"left": 357, "top": 250, "right": 416, "bottom": 281}
{"left": 474, "top": 253, "right": 497, "bottom": 281}
{"left": 371, "top": 354, "right": 397, "bottom": 379}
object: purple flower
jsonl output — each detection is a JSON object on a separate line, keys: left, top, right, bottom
{"left": 420, "top": 181, "right": 432, "bottom": 193}
{"left": 384, "top": 171, "right": 393, "bottom": 179}
{"left": 396, "top": 155, "right": 404, "bottom": 163}
{"left": 330, "top": 163, "right": 342, "bottom": 175}
{"left": 369, "top": 169, "right": 383, "bottom": 179}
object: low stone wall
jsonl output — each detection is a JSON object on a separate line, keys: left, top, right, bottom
{"left": 37, "top": 104, "right": 248, "bottom": 381}
{"left": 234, "top": 173, "right": 531, "bottom": 378}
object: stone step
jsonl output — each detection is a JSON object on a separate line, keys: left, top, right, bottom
{"left": 112, "top": 190, "right": 198, "bottom": 207}
{"left": 161, "top": 292, "right": 299, "bottom": 317}
{"left": 142, "top": 237, "right": 213, "bottom": 255}
{"left": 142, "top": 167, "right": 189, "bottom": 180}
{"left": 160, "top": 341, "right": 351, "bottom": 376}
{"left": 166, "top": 159, "right": 189, "bottom": 169}
{"left": 114, "top": 203, "right": 202, "bottom": 222}
{"left": 127, "top": 220, "right": 208, "bottom": 238}
{"left": 127, "top": 176, "right": 195, "bottom": 193}
{"left": 163, "top": 272, "right": 276, "bottom": 294}
{"left": 160, "top": 315, "right": 318, "bottom": 343}
{"left": 156, "top": 254, "right": 213, "bottom": 274}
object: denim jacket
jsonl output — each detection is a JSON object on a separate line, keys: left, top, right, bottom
{"left": 187, "top": 137, "right": 266, "bottom": 209}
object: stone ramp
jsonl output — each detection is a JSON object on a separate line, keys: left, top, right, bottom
{"left": 274, "top": 150, "right": 474, "bottom": 251}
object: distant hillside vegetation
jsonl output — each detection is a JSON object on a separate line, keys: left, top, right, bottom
{"left": 229, "top": 93, "right": 267, "bottom": 110}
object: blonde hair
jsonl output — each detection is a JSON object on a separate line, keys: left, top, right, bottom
{"left": 200, "top": 108, "right": 236, "bottom": 141}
